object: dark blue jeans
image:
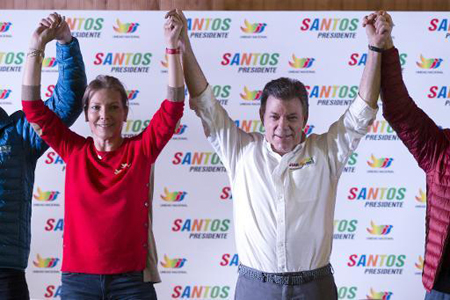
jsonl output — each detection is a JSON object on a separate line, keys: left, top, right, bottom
{"left": 61, "top": 271, "right": 157, "bottom": 300}
{"left": 0, "top": 268, "right": 29, "bottom": 300}
{"left": 425, "top": 290, "right": 450, "bottom": 300}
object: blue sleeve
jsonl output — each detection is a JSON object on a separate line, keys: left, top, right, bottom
{"left": 28, "top": 37, "right": 87, "bottom": 157}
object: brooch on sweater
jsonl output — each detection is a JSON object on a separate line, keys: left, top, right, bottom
{"left": 289, "top": 157, "right": 314, "bottom": 170}
{"left": 114, "top": 163, "right": 131, "bottom": 175}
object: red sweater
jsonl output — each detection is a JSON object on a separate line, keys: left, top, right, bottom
{"left": 381, "top": 47, "right": 450, "bottom": 292}
{"left": 23, "top": 99, "right": 183, "bottom": 274}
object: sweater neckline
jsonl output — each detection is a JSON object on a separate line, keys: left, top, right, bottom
{"left": 92, "top": 139, "right": 125, "bottom": 160}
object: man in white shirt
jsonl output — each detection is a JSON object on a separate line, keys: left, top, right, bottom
{"left": 169, "top": 9, "right": 392, "bottom": 300}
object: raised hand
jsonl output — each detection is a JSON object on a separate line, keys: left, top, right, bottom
{"left": 165, "top": 9, "right": 189, "bottom": 52}
{"left": 164, "top": 12, "right": 183, "bottom": 49}
{"left": 377, "top": 11, "right": 394, "bottom": 49}
{"left": 54, "top": 16, "right": 72, "bottom": 44}
{"left": 30, "top": 12, "right": 66, "bottom": 50}
{"left": 362, "top": 11, "right": 393, "bottom": 49}
{"left": 176, "top": 9, "right": 189, "bottom": 52}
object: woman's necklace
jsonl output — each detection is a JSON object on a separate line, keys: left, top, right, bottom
{"left": 94, "top": 148, "right": 104, "bottom": 160}
{"left": 93, "top": 139, "right": 124, "bottom": 160}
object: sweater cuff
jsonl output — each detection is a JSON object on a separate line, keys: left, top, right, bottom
{"left": 162, "top": 99, "right": 184, "bottom": 119}
{"left": 22, "top": 85, "right": 41, "bottom": 101}
{"left": 167, "top": 86, "right": 185, "bottom": 103}
{"left": 22, "top": 98, "right": 45, "bottom": 121}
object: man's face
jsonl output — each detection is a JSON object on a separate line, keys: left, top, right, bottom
{"left": 262, "top": 96, "right": 306, "bottom": 156}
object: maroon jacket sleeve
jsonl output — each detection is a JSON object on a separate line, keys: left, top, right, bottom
{"left": 139, "top": 100, "right": 184, "bottom": 163}
{"left": 22, "top": 100, "right": 86, "bottom": 161}
{"left": 381, "top": 47, "right": 448, "bottom": 173}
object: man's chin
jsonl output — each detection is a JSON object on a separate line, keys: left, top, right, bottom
{"left": 272, "top": 143, "right": 294, "bottom": 154}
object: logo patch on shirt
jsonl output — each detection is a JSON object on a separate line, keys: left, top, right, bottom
{"left": 0, "top": 145, "right": 11, "bottom": 155}
{"left": 114, "top": 163, "right": 131, "bottom": 175}
{"left": 289, "top": 157, "right": 314, "bottom": 170}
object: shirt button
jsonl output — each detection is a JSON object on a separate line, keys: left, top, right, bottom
{"left": 143, "top": 243, "right": 147, "bottom": 248}
{"left": 146, "top": 183, "right": 150, "bottom": 187}
{"left": 144, "top": 202, "right": 149, "bottom": 207}
{"left": 144, "top": 223, "right": 148, "bottom": 228}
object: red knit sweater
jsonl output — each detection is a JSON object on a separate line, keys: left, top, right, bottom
{"left": 23, "top": 99, "right": 183, "bottom": 274}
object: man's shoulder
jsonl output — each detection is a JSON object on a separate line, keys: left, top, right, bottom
{"left": 247, "top": 132, "right": 264, "bottom": 144}
{"left": 10, "top": 109, "right": 25, "bottom": 118}
{"left": 0, "top": 111, "right": 27, "bottom": 143}
{"left": 443, "top": 128, "right": 450, "bottom": 141}
{"left": 4, "top": 110, "right": 26, "bottom": 128}
{"left": 304, "top": 133, "right": 328, "bottom": 152}
{"left": 305, "top": 133, "right": 321, "bottom": 143}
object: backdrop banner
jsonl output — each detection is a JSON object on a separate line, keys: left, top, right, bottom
{"left": 0, "top": 10, "right": 448, "bottom": 300}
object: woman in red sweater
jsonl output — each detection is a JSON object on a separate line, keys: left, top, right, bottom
{"left": 22, "top": 13, "right": 185, "bottom": 299}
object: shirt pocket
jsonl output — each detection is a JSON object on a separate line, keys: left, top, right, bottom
{"left": 289, "top": 162, "right": 320, "bottom": 203}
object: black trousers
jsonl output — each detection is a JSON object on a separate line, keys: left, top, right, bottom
{"left": 0, "top": 268, "right": 30, "bottom": 300}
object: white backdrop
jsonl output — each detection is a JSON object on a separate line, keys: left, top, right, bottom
{"left": 0, "top": 10, "right": 449, "bottom": 300}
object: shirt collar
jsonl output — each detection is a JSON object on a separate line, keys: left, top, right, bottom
{"left": 263, "top": 137, "right": 304, "bottom": 159}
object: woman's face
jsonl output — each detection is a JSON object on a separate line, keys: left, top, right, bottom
{"left": 86, "top": 88, "right": 128, "bottom": 141}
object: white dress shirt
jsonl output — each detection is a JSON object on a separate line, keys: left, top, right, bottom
{"left": 191, "top": 85, "right": 377, "bottom": 273}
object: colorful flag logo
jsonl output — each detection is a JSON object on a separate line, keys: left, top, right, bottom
{"left": 33, "top": 187, "right": 60, "bottom": 201}
{"left": 367, "top": 154, "right": 394, "bottom": 168}
{"left": 240, "top": 19, "right": 267, "bottom": 33}
{"left": 161, "top": 54, "right": 168, "bottom": 68}
{"left": 415, "top": 188, "right": 427, "bottom": 203}
{"left": 0, "top": 22, "right": 12, "bottom": 32}
{"left": 161, "top": 187, "right": 187, "bottom": 202}
{"left": 367, "top": 288, "right": 393, "bottom": 300}
{"left": 0, "top": 89, "right": 11, "bottom": 99}
{"left": 367, "top": 221, "right": 393, "bottom": 236}
{"left": 160, "top": 254, "right": 187, "bottom": 269}
{"left": 126, "top": 90, "right": 139, "bottom": 100}
{"left": 240, "top": 86, "right": 262, "bottom": 101}
{"left": 289, "top": 54, "right": 315, "bottom": 69}
{"left": 415, "top": 255, "right": 424, "bottom": 271}
{"left": 33, "top": 254, "right": 59, "bottom": 268}
{"left": 113, "top": 19, "right": 139, "bottom": 33}
{"left": 42, "top": 57, "right": 57, "bottom": 68}
{"left": 416, "top": 55, "right": 443, "bottom": 69}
